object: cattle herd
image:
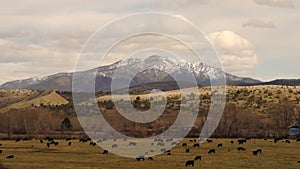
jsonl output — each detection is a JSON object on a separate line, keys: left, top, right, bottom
{"left": 0, "top": 137, "right": 300, "bottom": 167}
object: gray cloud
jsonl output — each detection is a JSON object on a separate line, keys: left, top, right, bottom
{"left": 243, "top": 19, "right": 276, "bottom": 28}
{"left": 254, "top": 0, "right": 295, "bottom": 8}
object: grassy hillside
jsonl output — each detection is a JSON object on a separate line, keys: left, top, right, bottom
{"left": 0, "top": 90, "right": 68, "bottom": 113}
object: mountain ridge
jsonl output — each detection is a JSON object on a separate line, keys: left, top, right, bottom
{"left": 1, "top": 55, "right": 297, "bottom": 91}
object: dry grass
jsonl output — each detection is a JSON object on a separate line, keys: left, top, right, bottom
{"left": 0, "top": 91, "right": 68, "bottom": 113}
{"left": 0, "top": 138, "right": 299, "bottom": 169}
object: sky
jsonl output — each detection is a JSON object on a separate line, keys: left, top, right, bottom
{"left": 0, "top": 0, "right": 299, "bottom": 84}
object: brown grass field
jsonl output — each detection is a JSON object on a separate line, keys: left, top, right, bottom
{"left": 0, "top": 138, "right": 300, "bottom": 169}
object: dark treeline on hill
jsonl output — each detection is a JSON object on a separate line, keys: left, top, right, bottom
{"left": 0, "top": 98, "right": 299, "bottom": 140}
{"left": 0, "top": 85, "right": 299, "bottom": 139}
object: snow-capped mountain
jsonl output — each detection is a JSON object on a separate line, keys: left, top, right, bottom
{"left": 0, "top": 55, "right": 262, "bottom": 92}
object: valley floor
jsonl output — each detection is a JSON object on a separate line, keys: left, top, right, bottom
{"left": 0, "top": 138, "right": 300, "bottom": 169}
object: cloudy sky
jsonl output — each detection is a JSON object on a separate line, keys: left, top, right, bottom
{"left": 0, "top": 0, "right": 299, "bottom": 84}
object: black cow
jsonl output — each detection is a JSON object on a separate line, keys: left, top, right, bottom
{"left": 79, "top": 138, "right": 89, "bottom": 143}
{"left": 103, "top": 150, "right": 108, "bottom": 154}
{"left": 23, "top": 137, "right": 29, "bottom": 141}
{"left": 129, "top": 142, "right": 137, "bottom": 146}
{"left": 206, "top": 139, "right": 213, "bottom": 143}
{"left": 230, "top": 141, "right": 234, "bottom": 144}
{"left": 148, "top": 157, "right": 153, "bottom": 160}
{"left": 6, "top": 155, "right": 14, "bottom": 159}
{"left": 274, "top": 138, "right": 280, "bottom": 143}
{"left": 54, "top": 142, "right": 59, "bottom": 146}
{"left": 256, "top": 149, "right": 262, "bottom": 154}
{"left": 47, "top": 143, "right": 50, "bottom": 148}
{"left": 15, "top": 138, "right": 21, "bottom": 142}
{"left": 167, "top": 152, "right": 171, "bottom": 156}
{"left": 238, "top": 139, "right": 246, "bottom": 144}
{"left": 217, "top": 143, "right": 223, "bottom": 148}
{"left": 208, "top": 149, "right": 215, "bottom": 154}
{"left": 185, "top": 160, "right": 194, "bottom": 167}
{"left": 253, "top": 150, "right": 258, "bottom": 156}
{"left": 40, "top": 140, "right": 44, "bottom": 144}
{"left": 157, "top": 142, "right": 165, "bottom": 146}
{"left": 194, "top": 156, "right": 201, "bottom": 161}
{"left": 0, "top": 150, "right": 2, "bottom": 154}
{"left": 66, "top": 138, "right": 72, "bottom": 141}
{"left": 193, "top": 143, "right": 200, "bottom": 148}
{"left": 286, "top": 140, "right": 291, "bottom": 144}
{"left": 0, "top": 143, "right": 2, "bottom": 146}
{"left": 68, "top": 142, "right": 72, "bottom": 146}
{"left": 136, "top": 156, "right": 145, "bottom": 161}
{"left": 166, "top": 138, "right": 173, "bottom": 142}
{"left": 296, "top": 138, "right": 300, "bottom": 142}
{"left": 185, "top": 149, "right": 190, "bottom": 153}
{"left": 182, "top": 143, "right": 188, "bottom": 147}
{"left": 237, "top": 147, "right": 246, "bottom": 151}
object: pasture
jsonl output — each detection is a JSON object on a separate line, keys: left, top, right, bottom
{"left": 0, "top": 138, "right": 300, "bottom": 169}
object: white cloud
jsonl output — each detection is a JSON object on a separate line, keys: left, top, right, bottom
{"left": 208, "top": 31, "right": 259, "bottom": 77}
{"left": 254, "top": 0, "right": 295, "bottom": 8}
{"left": 243, "top": 19, "right": 276, "bottom": 28}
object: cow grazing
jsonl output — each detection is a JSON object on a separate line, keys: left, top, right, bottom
{"left": 296, "top": 139, "right": 300, "bottom": 142}
{"left": 182, "top": 143, "right": 187, "bottom": 147}
{"left": 185, "top": 160, "right": 194, "bottom": 167}
{"left": 193, "top": 143, "right": 200, "bottom": 148}
{"left": 237, "top": 147, "right": 246, "bottom": 151}
{"left": 68, "top": 142, "right": 72, "bottom": 146}
{"left": 253, "top": 150, "right": 258, "bottom": 156}
{"left": 66, "top": 138, "right": 72, "bottom": 141}
{"left": 90, "top": 142, "right": 96, "bottom": 146}
{"left": 47, "top": 143, "right": 50, "bottom": 148}
{"left": 217, "top": 143, "right": 223, "bottom": 148}
{"left": 0, "top": 143, "right": 2, "bottom": 146}
{"left": 0, "top": 150, "right": 2, "bottom": 154}
{"left": 23, "top": 137, "right": 29, "bottom": 141}
{"left": 256, "top": 149, "right": 262, "bottom": 154}
{"left": 40, "top": 140, "right": 44, "bottom": 144}
{"left": 167, "top": 152, "right": 171, "bottom": 156}
{"left": 15, "top": 138, "right": 21, "bottom": 142}
{"left": 79, "top": 138, "right": 88, "bottom": 143}
{"left": 166, "top": 138, "right": 173, "bottom": 142}
{"left": 194, "top": 156, "right": 201, "bottom": 161}
{"left": 286, "top": 140, "right": 291, "bottom": 144}
{"left": 102, "top": 150, "right": 108, "bottom": 154}
{"left": 230, "top": 141, "right": 234, "bottom": 144}
{"left": 112, "top": 144, "right": 117, "bottom": 148}
{"left": 129, "top": 142, "right": 137, "bottom": 146}
{"left": 6, "top": 155, "right": 14, "bottom": 159}
{"left": 54, "top": 142, "right": 59, "bottom": 146}
{"left": 208, "top": 149, "right": 216, "bottom": 154}
{"left": 157, "top": 142, "right": 165, "bottom": 146}
{"left": 206, "top": 139, "right": 213, "bottom": 143}
{"left": 185, "top": 149, "right": 190, "bottom": 153}
{"left": 136, "top": 156, "right": 145, "bottom": 161}
{"left": 148, "top": 157, "right": 153, "bottom": 160}
{"left": 238, "top": 139, "right": 246, "bottom": 144}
